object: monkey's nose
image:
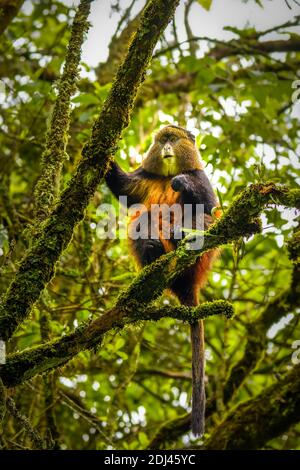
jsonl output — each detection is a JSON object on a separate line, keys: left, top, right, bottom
{"left": 162, "top": 143, "right": 174, "bottom": 158}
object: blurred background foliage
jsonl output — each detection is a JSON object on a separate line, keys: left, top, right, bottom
{"left": 0, "top": 0, "right": 299, "bottom": 450}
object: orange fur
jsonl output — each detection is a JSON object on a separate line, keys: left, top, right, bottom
{"left": 127, "top": 176, "right": 217, "bottom": 296}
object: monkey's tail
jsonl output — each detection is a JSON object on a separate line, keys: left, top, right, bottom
{"left": 190, "top": 319, "right": 206, "bottom": 437}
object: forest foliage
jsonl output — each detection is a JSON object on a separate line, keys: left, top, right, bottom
{"left": 0, "top": 0, "right": 300, "bottom": 450}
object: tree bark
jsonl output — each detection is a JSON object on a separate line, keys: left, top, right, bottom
{"left": 205, "top": 364, "right": 300, "bottom": 450}
{"left": 0, "top": 0, "right": 180, "bottom": 341}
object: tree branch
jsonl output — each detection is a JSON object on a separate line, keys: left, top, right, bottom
{"left": 6, "top": 397, "right": 46, "bottom": 449}
{"left": 204, "top": 363, "right": 300, "bottom": 449}
{"left": 0, "top": 300, "right": 232, "bottom": 387}
{"left": 1, "top": 183, "right": 299, "bottom": 387}
{"left": 147, "top": 227, "right": 300, "bottom": 449}
{"left": 136, "top": 60, "right": 300, "bottom": 106}
{"left": 210, "top": 37, "right": 300, "bottom": 60}
{"left": 0, "top": 0, "right": 180, "bottom": 341}
{"left": 223, "top": 229, "right": 300, "bottom": 402}
{"left": 33, "top": 0, "right": 92, "bottom": 221}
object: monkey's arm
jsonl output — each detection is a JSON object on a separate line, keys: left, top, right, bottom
{"left": 171, "top": 170, "right": 217, "bottom": 215}
{"left": 105, "top": 161, "right": 141, "bottom": 206}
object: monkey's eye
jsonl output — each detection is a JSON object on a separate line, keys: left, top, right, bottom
{"left": 160, "top": 135, "right": 169, "bottom": 144}
{"left": 160, "top": 134, "right": 178, "bottom": 144}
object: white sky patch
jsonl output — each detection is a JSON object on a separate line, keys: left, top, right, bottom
{"left": 267, "top": 313, "right": 294, "bottom": 339}
{"left": 129, "top": 146, "right": 142, "bottom": 164}
{"left": 186, "top": 119, "right": 200, "bottom": 135}
{"left": 211, "top": 126, "right": 222, "bottom": 138}
{"left": 261, "top": 213, "right": 273, "bottom": 234}
{"left": 157, "top": 110, "right": 175, "bottom": 124}
{"left": 120, "top": 149, "right": 127, "bottom": 160}
{"left": 98, "top": 286, "right": 106, "bottom": 296}
{"left": 275, "top": 234, "right": 284, "bottom": 248}
{"left": 66, "top": 0, "right": 300, "bottom": 66}
{"left": 76, "top": 374, "right": 88, "bottom": 383}
{"left": 255, "top": 143, "right": 276, "bottom": 168}
{"left": 219, "top": 97, "right": 251, "bottom": 117}
{"left": 179, "top": 391, "right": 188, "bottom": 408}
{"left": 59, "top": 377, "right": 76, "bottom": 388}
{"left": 289, "top": 148, "right": 300, "bottom": 169}
{"left": 92, "top": 381, "right": 100, "bottom": 391}
{"left": 199, "top": 120, "right": 212, "bottom": 131}
{"left": 208, "top": 168, "right": 231, "bottom": 193}
{"left": 281, "top": 208, "right": 299, "bottom": 231}
{"left": 205, "top": 348, "right": 213, "bottom": 361}
{"left": 131, "top": 406, "right": 146, "bottom": 425}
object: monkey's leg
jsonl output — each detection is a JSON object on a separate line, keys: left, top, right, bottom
{"left": 171, "top": 266, "right": 206, "bottom": 437}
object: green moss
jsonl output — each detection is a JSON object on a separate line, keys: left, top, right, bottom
{"left": 0, "top": 299, "right": 233, "bottom": 387}
{"left": 147, "top": 413, "right": 191, "bottom": 450}
{"left": 133, "top": 300, "right": 234, "bottom": 323}
{"left": 0, "top": 0, "right": 181, "bottom": 341}
{"left": 117, "top": 184, "right": 298, "bottom": 309}
{"left": 34, "top": 0, "right": 92, "bottom": 221}
{"left": 205, "top": 363, "right": 300, "bottom": 449}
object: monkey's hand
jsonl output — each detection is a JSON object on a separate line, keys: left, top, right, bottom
{"left": 171, "top": 174, "right": 189, "bottom": 193}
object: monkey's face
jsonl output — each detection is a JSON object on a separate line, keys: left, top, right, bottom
{"left": 142, "top": 125, "right": 204, "bottom": 176}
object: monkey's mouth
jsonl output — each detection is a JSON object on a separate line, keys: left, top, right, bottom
{"left": 163, "top": 154, "right": 174, "bottom": 159}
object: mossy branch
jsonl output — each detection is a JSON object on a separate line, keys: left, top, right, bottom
{"left": 0, "top": 300, "right": 232, "bottom": 388}
{"left": 117, "top": 183, "right": 300, "bottom": 308}
{"left": 147, "top": 228, "right": 300, "bottom": 450}
{"left": 157, "top": 362, "right": 300, "bottom": 450}
{"left": 33, "top": 0, "right": 92, "bottom": 220}
{"left": 1, "top": 183, "right": 299, "bottom": 385}
{"left": 223, "top": 228, "right": 300, "bottom": 402}
{"left": 204, "top": 363, "right": 300, "bottom": 450}
{"left": 0, "top": 0, "right": 180, "bottom": 341}
{"left": 6, "top": 397, "right": 46, "bottom": 449}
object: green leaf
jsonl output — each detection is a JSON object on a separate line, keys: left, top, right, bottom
{"left": 197, "top": 0, "right": 213, "bottom": 10}
{"left": 138, "top": 432, "right": 149, "bottom": 447}
{"left": 72, "top": 93, "right": 100, "bottom": 105}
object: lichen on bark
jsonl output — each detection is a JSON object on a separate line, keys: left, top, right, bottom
{"left": 33, "top": 0, "right": 92, "bottom": 221}
{"left": 0, "top": 299, "right": 232, "bottom": 388}
{"left": 205, "top": 363, "right": 300, "bottom": 450}
{"left": 0, "top": 0, "right": 181, "bottom": 341}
